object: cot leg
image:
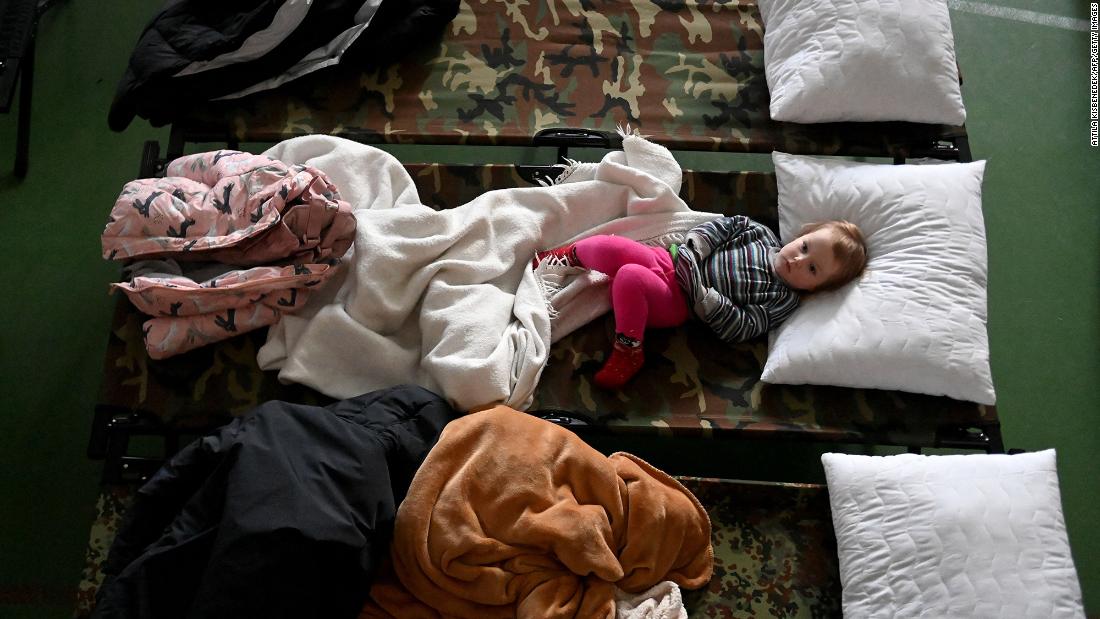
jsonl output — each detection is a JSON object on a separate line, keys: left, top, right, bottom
{"left": 954, "top": 135, "right": 973, "bottom": 163}
{"left": 167, "top": 125, "right": 185, "bottom": 161}
{"left": 139, "top": 140, "right": 164, "bottom": 177}
{"left": 87, "top": 405, "right": 116, "bottom": 460}
{"left": 13, "top": 35, "right": 34, "bottom": 179}
{"left": 934, "top": 422, "right": 1005, "bottom": 453}
{"left": 89, "top": 406, "right": 188, "bottom": 484}
{"left": 984, "top": 422, "right": 1005, "bottom": 454}
{"left": 102, "top": 428, "right": 134, "bottom": 484}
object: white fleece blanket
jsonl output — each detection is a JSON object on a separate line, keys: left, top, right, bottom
{"left": 616, "top": 581, "right": 687, "bottom": 619}
{"left": 257, "top": 132, "right": 719, "bottom": 411}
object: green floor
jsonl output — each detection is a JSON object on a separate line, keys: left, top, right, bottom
{"left": 0, "top": 1, "right": 1096, "bottom": 616}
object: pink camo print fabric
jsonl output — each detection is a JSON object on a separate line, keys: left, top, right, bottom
{"left": 101, "top": 150, "right": 356, "bottom": 359}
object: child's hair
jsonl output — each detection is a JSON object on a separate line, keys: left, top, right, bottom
{"left": 799, "top": 220, "right": 868, "bottom": 291}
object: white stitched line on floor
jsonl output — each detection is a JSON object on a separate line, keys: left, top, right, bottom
{"left": 947, "top": 0, "right": 1090, "bottom": 32}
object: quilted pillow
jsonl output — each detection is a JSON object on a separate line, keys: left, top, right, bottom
{"left": 757, "top": 0, "right": 966, "bottom": 124}
{"left": 760, "top": 152, "right": 995, "bottom": 404}
{"left": 822, "top": 450, "right": 1084, "bottom": 617}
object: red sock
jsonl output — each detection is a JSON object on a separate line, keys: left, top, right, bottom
{"left": 532, "top": 243, "right": 582, "bottom": 269}
{"left": 593, "top": 338, "right": 645, "bottom": 390}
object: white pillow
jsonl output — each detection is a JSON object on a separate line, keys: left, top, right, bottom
{"left": 757, "top": 0, "right": 966, "bottom": 124}
{"left": 761, "top": 152, "right": 995, "bottom": 405}
{"left": 822, "top": 450, "right": 1084, "bottom": 618}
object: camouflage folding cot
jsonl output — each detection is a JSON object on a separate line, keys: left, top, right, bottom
{"left": 76, "top": 475, "right": 842, "bottom": 618}
{"left": 156, "top": 0, "right": 970, "bottom": 162}
{"left": 90, "top": 162, "right": 1000, "bottom": 486}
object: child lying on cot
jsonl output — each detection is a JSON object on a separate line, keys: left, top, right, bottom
{"left": 533, "top": 216, "right": 868, "bottom": 389}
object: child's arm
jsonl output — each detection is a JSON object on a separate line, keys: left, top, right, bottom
{"left": 683, "top": 215, "right": 753, "bottom": 259}
{"left": 692, "top": 286, "right": 772, "bottom": 344}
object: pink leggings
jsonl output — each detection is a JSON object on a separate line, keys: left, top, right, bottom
{"left": 574, "top": 235, "right": 689, "bottom": 341}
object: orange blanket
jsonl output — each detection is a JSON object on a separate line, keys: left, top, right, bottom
{"left": 362, "top": 406, "right": 713, "bottom": 619}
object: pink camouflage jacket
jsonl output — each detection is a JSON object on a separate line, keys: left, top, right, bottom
{"left": 101, "top": 150, "right": 356, "bottom": 359}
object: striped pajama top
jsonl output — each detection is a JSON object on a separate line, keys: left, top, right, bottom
{"left": 673, "top": 215, "right": 800, "bottom": 344}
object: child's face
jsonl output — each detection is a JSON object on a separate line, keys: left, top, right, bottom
{"left": 776, "top": 227, "right": 841, "bottom": 291}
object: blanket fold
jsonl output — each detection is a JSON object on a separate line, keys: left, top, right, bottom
{"left": 361, "top": 407, "right": 713, "bottom": 619}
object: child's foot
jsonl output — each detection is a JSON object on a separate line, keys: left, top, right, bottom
{"left": 593, "top": 336, "right": 645, "bottom": 390}
{"left": 532, "top": 243, "right": 583, "bottom": 269}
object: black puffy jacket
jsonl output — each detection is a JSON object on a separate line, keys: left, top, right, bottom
{"left": 91, "top": 385, "right": 457, "bottom": 619}
{"left": 109, "top": 0, "right": 459, "bottom": 130}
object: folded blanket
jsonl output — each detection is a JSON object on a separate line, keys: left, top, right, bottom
{"left": 361, "top": 407, "right": 714, "bottom": 618}
{"left": 256, "top": 131, "right": 720, "bottom": 411}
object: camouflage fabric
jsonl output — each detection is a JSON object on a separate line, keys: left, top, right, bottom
{"left": 75, "top": 479, "right": 839, "bottom": 618}
{"left": 679, "top": 477, "right": 840, "bottom": 618}
{"left": 174, "top": 0, "right": 963, "bottom": 157}
{"left": 97, "top": 164, "right": 996, "bottom": 446}
{"left": 74, "top": 485, "right": 134, "bottom": 619}
{"left": 99, "top": 297, "right": 332, "bottom": 430}
{"left": 536, "top": 319, "right": 995, "bottom": 445}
